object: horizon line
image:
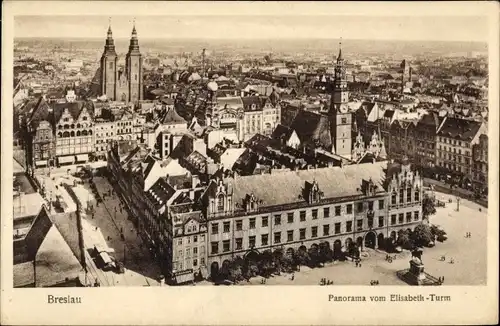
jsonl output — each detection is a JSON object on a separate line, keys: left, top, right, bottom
{"left": 14, "top": 36, "right": 488, "bottom": 44}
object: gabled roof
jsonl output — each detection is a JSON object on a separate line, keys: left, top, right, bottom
{"left": 52, "top": 101, "right": 94, "bottom": 124}
{"left": 27, "top": 97, "right": 52, "bottom": 129}
{"left": 437, "top": 117, "right": 483, "bottom": 141}
{"left": 290, "top": 110, "right": 332, "bottom": 150}
{"left": 241, "top": 96, "right": 263, "bottom": 112}
{"left": 271, "top": 124, "right": 294, "bottom": 141}
{"left": 161, "top": 107, "right": 186, "bottom": 125}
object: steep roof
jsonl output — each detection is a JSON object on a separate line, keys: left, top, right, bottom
{"left": 27, "top": 97, "right": 52, "bottom": 129}
{"left": 437, "top": 117, "right": 483, "bottom": 141}
{"left": 52, "top": 101, "right": 94, "bottom": 124}
{"left": 161, "top": 107, "right": 186, "bottom": 125}
{"left": 290, "top": 110, "right": 332, "bottom": 150}
{"left": 230, "top": 161, "right": 387, "bottom": 209}
{"left": 271, "top": 124, "right": 294, "bottom": 141}
{"left": 241, "top": 96, "right": 263, "bottom": 112}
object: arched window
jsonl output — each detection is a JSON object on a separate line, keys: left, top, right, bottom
{"left": 217, "top": 194, "right": 225, "bottom": 212}
{"left": 71, "top": 124, "right": 75, "bottom": 128}
{"left": 58, "top": 132, "right": 63, "bottom": 138}
{"left": 82, "top": 130, "right": 88, "bottom": 136}
{"left": 70, "top": 131, "right": 75, "bottom": 137}
{"left": 76, "top": 123, "right": 81, "bottom": 128}
{"left": 58, "top": 125, "right": 63, "bottom": 130}
{"left": 76, "top": 131, "right": 81, "bottom": 136}
{"left": 82, "top": 116, "right": 88, "bottom": 121}
{"left": 88, "top": 130, "right": 93, "bottom": 135}
{"left": 62, "top": 131, "right": 70, "bottom": 138}
{"left": 64, "top": 124, "right": 70, "bottom": 129}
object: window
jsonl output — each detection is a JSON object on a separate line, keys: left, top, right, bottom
{"left": 287, "top": 230, "right": 294, "bottom": 242}
{"left": 323, "top": 207, "right": 330, "bottom": 218}
{"left": 406, "top": 212, "right": 412, "bottom": 223}
{"left": 323, "top": 224, "right": 330, "bottom": 236}
{"left": 211, "top": 223, "right": 219, "bottom": 235}
{"left": 378, "top": 216, "right": 384, "bottom": 227}
{"left": 178, "top": 249, "right": 183, "bottom": 258}
{"left": 299, "top": 211, "right": 306, "bottom": 221}
{"left": 236, "top": 220, "right": 243, "bottom": 231}
{"left": 261, "top": 216, "right": 268, "bottom": 227}
{"left": 261, "top": 234, "right": 269, "bottom": 246}
{"left": 223, "top": 221, "right": 230, "bottom": 233}
{"left": 193, "top": 259, "right": 198, "bottom": 267}
{"left": 177, "top": 239, "right": 182, "bottom": 246}
{"left": 378, "top": 200, "right": 384, "bottom": 210}
{"left": 249, "top": 218, "right": 256, "bottom": 229}
{"left": 346, "top": 221, "right": 352, "bottom": 232}
{"left": 415, "top": 191, "right": 420, "bottom": 202}
{"left": 274, "top": 215, "right": 281, "bottom": 225}
{"left": 249, "top": 236, "right": 256, "bottom": 248}
{"left": 217, "top": 194, "right": 225, "bottom": 211}
{"left": 414, "top": 211, "right": 420, "bottom": 221}
{"left": 335, "top": 206, "right": 341, "bottom": 216}
{"left": 193, "top": 247, "right": 198, "bottom": 255}
{"left": 346, "top": 204, "right": 353, "bottom": 214}
{"left": 391, "top": 214, "right": 396, "bottom": 225}
{"left": 287, "top": 213, "right": 294, "bottom": 224}
{"left": 368, "top": 217, "right": 374, "bottom": 228}
{"left": 186, "top": 248, "right": 191, "bottom": 257}
{"left": 357, "top": 202, "right": 364, "bottom": 213}
{"left": 406, "top": 188, "right": 412, "bottom": 203}
{"left": 311, "top": 226, "right": 318, "bottom": 238}
{"left": 274, "top": 232, "right": 281, "bottom": 244}
{"left": 341, "top": 117, "right": 347, "bottom": 124}
{"left": 299, "top": 228, "right": 306, "bottom": 240}
{"left": 391, "top": 193, "right": 397, "bottom": 205}
{"left": 334, "top": 223, "right": 341, "bottom": 234}
{"left": 194, "top": 236, "right": 198, "bottom": 243}
{"left": 399, "top": 192, "right": 404, "bottom": 204}
{"left": 211, "top": 242, "right": 219, "bottom": 254}
{"left": 222, "top": 240, "right": 230, "bottom": 252}
{"left": 398, "top": 213, "right": 404, "bottom": 224}
{"left": 312, "top": 209, "right": 318, "bottom": 219}
{"left": 356, "top": 220, "right": 363, "bottom": 231}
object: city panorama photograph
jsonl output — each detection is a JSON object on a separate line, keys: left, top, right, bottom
{"left": 12, "top": 13, "right": 489, "bottom": 288}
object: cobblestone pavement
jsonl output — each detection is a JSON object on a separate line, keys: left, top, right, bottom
{"left": 82, "top": 176, "right": 162, "bottom": 286}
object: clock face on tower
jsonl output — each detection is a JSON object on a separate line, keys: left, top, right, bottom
{"left": 339, "top": 105, "right": 348, "bottom": 113}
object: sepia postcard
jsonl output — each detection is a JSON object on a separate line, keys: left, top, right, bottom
{"left": 1, "top": 1, "right": 498, "bottom": 325}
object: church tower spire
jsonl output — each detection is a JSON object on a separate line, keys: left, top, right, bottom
{"left": 100, "top": 17, "right": 118, "bottom": 100}
{"left": 126, "top": 18, "right": 143, "bottom": 102}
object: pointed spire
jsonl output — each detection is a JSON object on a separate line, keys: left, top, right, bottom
{"left": 131, "top": 17, "right": 137, "bottom": 37}
{"left": 107, "top": 17, "right": 113, "bottom": 36}
{"left": 337, "top": 37, "right": 343, "bottom": 61}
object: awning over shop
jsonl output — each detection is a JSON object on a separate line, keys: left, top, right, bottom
{"left": 35, "top": 160, "right": 48, "bottom": 167}
{"left": 75, "top": 154, "right": 89, "bottom": 162}
{"left": 58, "top": 156, "right": 74, "bottom": 164}
{"left": 174, "top": 270, "right": 194, "bottom": 284}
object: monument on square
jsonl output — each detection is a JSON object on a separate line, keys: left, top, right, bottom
{"left": 396, "top": 248, "right": 441, "bottom": 286}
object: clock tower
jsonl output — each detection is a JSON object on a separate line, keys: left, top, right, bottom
{"left": 329, "top": 41, "right": 352, "bottom": 158}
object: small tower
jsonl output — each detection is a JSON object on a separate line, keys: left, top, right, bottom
{"left": 328, "top": 39, "right": 352, "bottom": 158}
{"left": 126, "top": 19, "right": 143, "bottom": 103}
{"left": 100, "top": 18, "right": 118, "bottom": 100}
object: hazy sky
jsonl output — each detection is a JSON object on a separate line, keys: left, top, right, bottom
{"left": 15, "top": 15, "right": 488, "bottom": 42}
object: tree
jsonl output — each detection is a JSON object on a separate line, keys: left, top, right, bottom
{"left": 294, "top": 247, "right": 310, "bottom": 266}
{"left": 397, "top": 229, "right": 415, "bottom": 250}
{"left": 411, "top": 223, "right": 434, "bottom": 247}
{"left": 308, "top": 245, "right": 320, "bottom": 267}
{"left": 422, "top": 193, "right": 437, "bottom": 220}
{"left": 318, "top": 242, "right": 333, "bottom": 265}
{"left": 259, "top": 250, "right": 275, "bottom": 277}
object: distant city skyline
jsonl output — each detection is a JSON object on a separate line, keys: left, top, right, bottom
{"left": 15, "top": 15, "right": 489, "bottom": 43}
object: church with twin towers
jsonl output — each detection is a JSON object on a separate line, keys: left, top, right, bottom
{"left": 100, "top": 20, "right": 143, "bottom": 102}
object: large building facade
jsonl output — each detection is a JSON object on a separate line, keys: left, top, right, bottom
{"left": 202, "top": 160, "right": 423, "bottom": 278}
{"left": 100, "top": 24, "right": 143, "bottom": 103}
